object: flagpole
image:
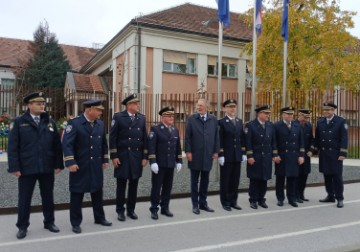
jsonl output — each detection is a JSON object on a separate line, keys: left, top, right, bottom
{"left": 251, "top": 0, "right": 257, "bottom": 119}
{"left": 282, "top": 41, "right": 287, "bottom": 107}
{"left": 217, "top": 21, "right": 223, "bottom": 119}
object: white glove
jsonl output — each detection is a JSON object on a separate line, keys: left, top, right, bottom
{"left": 176, "top": 163, "right": 182, "bottom": 173}
{"left": 242, "top": 155, "right": 247, "bottom": 162}
{"left": 218, "top": 156, "right": 225, "bottom": 166}
{"left": 150, "top": 163, "right": 159, "bottom": 174}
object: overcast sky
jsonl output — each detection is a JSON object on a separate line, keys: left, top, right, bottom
{"left": 1, "top": 0, "right": 359, "bottom": 48}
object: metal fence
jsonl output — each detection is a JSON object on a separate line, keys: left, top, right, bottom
{"left": 1, "top": 85, "right": 359, "bottom": 158}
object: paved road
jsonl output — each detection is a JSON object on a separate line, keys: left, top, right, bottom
{"left": 1, "top": 183, "right": 360, "bottom": 252}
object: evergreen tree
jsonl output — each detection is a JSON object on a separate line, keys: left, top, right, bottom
{"left": 16, "top": 20, "right": 70, "bottom": 88}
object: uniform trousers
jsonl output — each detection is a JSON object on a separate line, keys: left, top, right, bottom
{"left": 276, "top": 175, "right": 297, "bottom": 202}
{"left": 150, "top": 167, "right": 174, "bottom": 212}
{"left": 296, "top": 173, "right": 309, "bottom": 199}
{"left": 116, "top": 178, "right": 139, "bottom": 213}
{"left": 70, "top": 189, "right": 105, "bottom": 227}
{"left": 220, "top": 161, "right": 241, "bottom": 207}
{"left": 17, "top": 173, "right": 55, "bottom": 230}
{"left": 248, "top": 179, "right": 267, "bottom": 203}
{"left": 324, "top": 174, "right": 344, "bottom": 200}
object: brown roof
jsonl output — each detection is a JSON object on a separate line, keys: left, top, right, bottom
{"left": 131, "top": 3, "right": 252, "bottom": 42}
{"left": 0, "top": 37, "right": 97, "bottom": 71}
{"left": 71, "top": 73, "right": 104, "bottom": 92}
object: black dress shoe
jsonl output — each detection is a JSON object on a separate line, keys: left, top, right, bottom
{"left": 192, "top": 207, "right": 200, "bottom": 215}
{"left": 117, "top": 213, "right": 126, "bottom": 221}
{"left": 72, "top": 226, "right": 82, "bottom": 234}
{"left": 16, "top": 229, "right": 27, "bottom": 239}
{"left": 277, "top": 201, "right": 284, "bottom": 207}
{"left": 319, "top": 196, "right": 336, "bottom": 203}
{"left": 300, "top": 197, "right": 309, "bottom": 202}
{"left": 337, "top": 200, "right": 344, "bottom": 208}
{"left": 161, "top": 208, "right": 174, "bottom": 217}
{"left": 44, "top": 223, "right": 60, "bottom": 233}
{"left": 258, "top": 202, "right": 268, "bottom": 208}
{"left": 151, "top": 212, "right": 158, "bottom": 220}
{"left": 127, "top": 211, "right": 138, "bottom": 220}
{"left": 95, "top": 219, "right": 112, "bottom": 226}
{"left": 250, "top": 202, "right": 258, "bottom": 209}
{"left": 230, "top": 204, "right": 242, "bottom": 210}
{"left": 199, "top": 205, "right": 215, "bottom": 212}
{"left": 296, "top": 198, "right": 304, "bottom": 203}
{"left": 289, "top": 201, "right": 298, "bottom": 207}
{"left": 223, "top": 205, "right": 232, "bottom": 211}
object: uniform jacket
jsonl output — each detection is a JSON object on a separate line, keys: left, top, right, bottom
{"left": 7, "top": 111, "right": 63, "bottom": 175}
{"left": 245, "top": 119, "right": 278, "bottom": 180}
{"left": 295, "top": 119, "right": 314, "bottom": 174}
{"left": 148, "top": 122, "right": 182, "bottom": 168}
{"left": 185, "top": 113, "right": 220, "bottom": 171}
{"left": 274, "top": 120, "right": 305, "bottom": 177}
{"left": 62, "top": 114, "right": 109, "bottom": 193}
{"left": 109, "top": 110, "right": 148, "bottom": 179}
{"left": 314, "top": 115, "right": 348, "bottom": 175}
{"left": 218, "top": 115, "right": 245, "bottom": 162}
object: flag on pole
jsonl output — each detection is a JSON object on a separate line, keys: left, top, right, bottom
{"left": 216, "top": 0, "right": 230, "bottom": 27}
{"left": 255, "top": 0, "right": 262, "bottom": 35}
{"left": 281, "top": 0, "right": 290, "bottom": 41}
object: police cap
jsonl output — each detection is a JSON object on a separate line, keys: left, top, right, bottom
{"left": 122, "top": 94, "right": 139, "bottom": 105}
{"left": 159, "top": 106, "right": 175, "bottom": 116}
{"left": 23, "top": 92, "right": 46, "bottom": 104}
{"left": 223, "top": 99, "right": 237, "bottom": 107}
{"left": 298, "top": 109, "right": 312, "bottom": 117}
{"left": 323, "top": 102, "right": 337, "bottom": 110}
{"left": 83, "top": 100, "right": 104, "bottom": 110}
{"left": 280, "top": 106, "right": 295, "bottom": 114}
{"left": 255, "top": 105, "right": 271, "bottom": 113}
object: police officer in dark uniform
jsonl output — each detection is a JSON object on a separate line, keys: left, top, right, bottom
{"left": 245, "top": 105, "right": 279, "bottom": 209}
{"left": 295, "top": 109, "right": 314, "bottom": 202}
{"left": 218, "top": 99, "right": 246, "bottom": 211}
{"left": 148, "top": 106, "right": 182, "bottom": 220}
{"left": 7, "top": 92, "right": 63, "bottom": 239}
{"left": 274, "top": 107, "right": 305, "bottom": 207}
{"left": 110, "top": 94, "right": 148, "bottom": 221}
{"left": 315, "top": 102, "right": 348, "bottom": 208}
{"left": 62, "top": 100, "right": 112, "bottom": 234}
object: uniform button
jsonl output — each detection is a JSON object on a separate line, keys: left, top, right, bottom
{"left": 286, "top": 142, "right": 288, "bottom": 144}
{"left": 138, "top": 138, "right": 140, "bottom": 140}
{"left": 91, "top": 146, "right": 93, "bottom": 149}
{"left": 329, "top": 148, "right": 332, "bottom": 150}
{"left": 293, "top": 142, "right": 295, "bottom": 144}
{"left": 168, "top": 154, "right": 170, "bottom": 156}
{"left": 322, "top": 147, "right": 325, "bottom": 150}
{"left": 168, "top": 148, "right": 170, "bottom": 150}
{"left": 129, "top": 138, "right": 131, "bottom": 140}
{"left": 262, "top": 152, "right": 264, "bottom": 155}
{"left": 91, "top": 157, "right": 93, "bottom": 159}
{"left": 90, "top": 136, "right": 93, "bottom": 138}
{"left": 286, "top": 150, "right": 288, "bottom": 152}
{"left": 136, "top": 148, "right": 139, "bottom": 150}
{"left": 129, "top": 127, "right": 131, "bottom": 130}
{"left": 329, "top": 140, "right": 331, "bottom": 142}
{"left": 128, "top": 147, "right": 131, "bottom": 150}
{"left": 168, "top": 142, "right": 170, "bottom": 144}
{"left": 234, "top": 145, "right": 236, "bottom": 148}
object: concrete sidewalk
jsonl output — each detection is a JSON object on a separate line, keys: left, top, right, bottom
{"left": 1, "top": 183, "right": 360, "bottom": 252}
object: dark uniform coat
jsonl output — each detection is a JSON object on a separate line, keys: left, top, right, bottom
{"left": 274, "top": 120, "right": 305, "bottom": 177}
{"left": 295, "top": 120, "right": 314, "bottom": 174}
{"left": 218, "top": 116, "right": 245, "bottom": 162}
{"left": 62, "top": 114, "right": 109, "bottom": 193}
{"left": 185, "top": 113, "right": 220, "bottom": 171}
{"left": 314, "top": 115, "right": 348, "bottom": 175}
{"left": 8, "top": 111, "right": 63, "bottom": 175}
{"left": 245, "top": 119, "right": 278, "bottom": 180}
{"left": 148, "top": 122, "right": 182, "bottom": 167}
{"left": 109, "top": 110, "right": 148, "bottom": 179}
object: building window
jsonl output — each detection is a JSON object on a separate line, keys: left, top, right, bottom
{"left": 163, "top": 50, "right": 196, "bottom": 74}
{"left": 0, "top": 78, "right": 15, "bottom": 87}
{"left": 208, "top": 56, "right": 238, "bottom": 78}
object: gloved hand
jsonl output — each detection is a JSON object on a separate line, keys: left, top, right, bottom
{"left": 242, "top": 155, "right": 247, "bottom": 162}
{"left": 176, "top": 163, "right": 182, "bottom": 173}
{"left": 218, "top": 156, "right": 225, "bottom": 166}
{"left": 150, "top": 163, "right": 159, "bottom": 174}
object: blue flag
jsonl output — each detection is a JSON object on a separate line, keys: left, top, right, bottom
{"left": 281, "top": 0, "right": 290, "bottom": 41}
{"left": 217, "top": 0, "right": 230, "bottom": 27}
{"left": 255, "top": 0, "right": 263, "bottom": 35}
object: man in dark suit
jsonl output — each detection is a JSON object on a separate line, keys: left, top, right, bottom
{"left": 62, "top": 100, "right": 112, "bottom": 234}
{"left": 148, "top": 106, "right": 182, "bottom": 220}
{"left": 185, "top": 98, "right": 219, "bottom": 215}
{"left": 7, "top": 92, "right": 63, "bottom": 239}
{"left": 110, "top": 94, "right": 148, "bottom": 221}
{"left": 245, "top": 105, "right": 279, "bottom": 209}
{"left": 295, "top": 109, "right": 314, "bottom": 202}
{"left": 274, "top": 107, "right": 305, "bottom": 207}
{"left": 218, "top": 99, "right": 246, "bottom": 211}
{"left": 315, "top": 102, "right": 348, "bottom": 208}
